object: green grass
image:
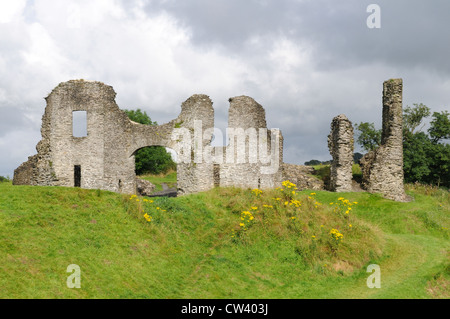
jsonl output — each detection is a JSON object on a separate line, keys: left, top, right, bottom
{"left": 0, "top": 180, "right": 448, "bottom": 299}
{"left": 312, "top": 163, "right": 363, "bottom": 185}
{"left": 139, "top": 170, "right": 177, "bottom": 192}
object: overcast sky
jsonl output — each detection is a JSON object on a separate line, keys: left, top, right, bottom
{"left": 1, "top": 0, "right": 449, "bottom": 178}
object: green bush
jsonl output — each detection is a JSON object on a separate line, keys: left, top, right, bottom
{"left": 0, "top": 176, "right": 10, "bottom": 183}
{"left": 123, "top": 108, "right": 176, "bottom": 175}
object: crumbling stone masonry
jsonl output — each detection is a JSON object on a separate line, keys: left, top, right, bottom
{"left": 327, "top": 114, "right": 354, "bottom": 192}
{"left": 217, "top": 96, "right": 284, "bottom": 190}
{"left": 13, "top": 80, "right": 288, "bottom": 195}
{"left": 360, "top": 78, "right": 409, "bottom": 202}
{"left": 281, "top": 163, "right": 324, "bottom": 191}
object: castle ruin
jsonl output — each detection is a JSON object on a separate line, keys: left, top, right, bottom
{"left": 14, "top": 78, "right": 408, "bottom": 202}
{"left": 13, "top": 80, "right": 285, "bottom": 195}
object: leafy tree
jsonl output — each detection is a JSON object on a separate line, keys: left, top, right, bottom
{"left": 355, "top": 104, "right": 450, "bottom": 187}
{"left": 304, "top": 159, "right": 322, "bottom": 166}
{"left": 123, "top": 108, "right": 176, "bottom": 175}
{"left": 403, "top": 103, "right": 431, "bottom": 135}
{"left": 403, "top": 132, "right": 433, "bottom": 183}
{"left": 353, "top": 152, "right": 363, "bottom": 164}
{"left": 125, "top": 109, "right": 157, "bottom": 126}
{"left": 403, "top": 108, "right": 450, "bottom": 187}
{"left": 354, "top": 122, "right": 381, "bottom": 152}
{"left": 0, "top": 176, "right": 10, "bottom": 183}
{"left": 427, "top": 142, "right": 450, "bottom": 187}
{"left": 428, "top": 111, "right": 450, "bottom": 143}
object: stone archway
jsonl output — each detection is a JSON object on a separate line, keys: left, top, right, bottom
{"left": 13, "top": 80, "right": 284, "bottom": 196}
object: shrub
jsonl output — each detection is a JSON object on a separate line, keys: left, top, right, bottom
{"left": 0, "top": 176, "right": 10, "bottom": 183}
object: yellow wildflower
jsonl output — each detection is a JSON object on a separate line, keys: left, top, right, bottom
{"left": 329, "top": 228, "right": 344, "bottom": 241}
{"left": 251, "top": 189, "right": 263, "bottom": 196}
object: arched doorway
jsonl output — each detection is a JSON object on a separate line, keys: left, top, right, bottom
{"left": 132, "top": 146, "right": 178, "bottom": 197}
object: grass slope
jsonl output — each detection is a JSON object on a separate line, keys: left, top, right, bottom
{"left": 140, "top": 170, "right": 177, "bottom": 192}
{"left": 0, "top": 181, "right": 448, "bottom": 299}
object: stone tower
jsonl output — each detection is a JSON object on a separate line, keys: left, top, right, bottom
{"left": 360, "top": 78, "right": 409, "bottom": 202}
{"left": 328, "top": 114, "right": 354, "bottom": 192}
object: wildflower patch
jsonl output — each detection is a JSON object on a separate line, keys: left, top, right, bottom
{"left": 231, "top": 180, "right": 363, "bottom": 261}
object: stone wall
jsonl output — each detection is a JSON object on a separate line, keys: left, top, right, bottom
{"left": 281, "top": 163, "right": 324, "bottom": 191}
{"left": 360, "top": 78, "right": 409, "bottom": 202}
{"left": 327, "top": 114, "right": 354, "bottom": 192}
{"left": 218, "top": 96, "right": 283, "bottom": 190}
{"left": 13, "top": 80, "right": 285, "bottom": 195}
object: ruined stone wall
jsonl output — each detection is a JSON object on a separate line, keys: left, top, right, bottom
{"left": 281, "top": 163, "right": 324, "bottom": 191}
{"left": 169, "top": 94, "right": 215, "bottom": 195}
{"left": 360, "top": 78, "right": 408, "bottom": 202}
{"left": 328, "top": 114, "right": 354, "bottom": 192}
{"left": 12, "top": 155, "right": 39, "bottom": 185}
{"left": 13, "top": 80, "right": 284, "bottom": 195}
{"left": 218, "top": 96, "right": 283, "bottom": 190}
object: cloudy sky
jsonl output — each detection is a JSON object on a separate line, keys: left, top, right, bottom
{"left": 1, "top": 0, "right": 449, "bottom": 178}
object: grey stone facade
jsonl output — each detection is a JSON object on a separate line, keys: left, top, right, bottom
{"left": 360, "top": 79, "right": 409, "bottom": 202}
{"left": 13, "top": 80, "right": 286, "bottom": 195}
{"left": 328, "top": 114, "right": 354, "bottom": 192}
{"left": 13, "top": 78, "right": 408, "bottom": 200}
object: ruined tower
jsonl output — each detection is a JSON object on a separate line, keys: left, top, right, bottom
{"left": 328, "top": 114, "right": 354, "bottom": 192}
{"left": 360, "top": 78, "right": 409, "bottom": 202}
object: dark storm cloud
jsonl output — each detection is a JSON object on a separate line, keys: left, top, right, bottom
{"left": 295, "top": 0, "right": 450, "bottom": 74}
{"left": 143, "top": 0, "right": 293, "bottom": 47}
{"left": 1, "top": 0, "right": 449, "bottom": 176}
{"left": 147, "top": 0, "right": 450, "bottom": 74}
{"left": 143, "top": 0, "right": 450, "bottom": 164}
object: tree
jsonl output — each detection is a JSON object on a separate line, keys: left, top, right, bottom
{"left": 403, "top": 107, "right": 450, "bottom": 187}
{"left": 304, "top": 159, "right": 322, "bottom": 166}
{"left": 403, "top": 103, "right": 431, "bottom": 135}
{"left": 353, "top": 152, "right": 363, "bottom": 164}
{"left": 124, "top": 109, "right": 157, "bottom": 126}
{"left": 403, "top": 132, "right": 433, "bottom": 183}
{"left": 123, "top": 108, "right": 176, "bottom": 175}
{"left": 355, "top": 104, "right": 450, "bottom": 187}
{"left": 428, "top": 111, "right": 450, "bottom": 143}
{"left": 354, "top": 122, "right": 381, "bottom": 152}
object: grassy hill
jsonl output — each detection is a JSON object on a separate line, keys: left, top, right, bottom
{"left": 0, "top": 179, "right": 448, "bottom": 299}
{"left": 139, "top": 170, "right": 177, "bottom": 192}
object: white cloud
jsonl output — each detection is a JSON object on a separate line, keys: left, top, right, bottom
{"left": 1, "top": 0, "right": 449, "bottom": 176}
{"left": 0, "top": 0, "right": 26, "bottom": 24}
{"left": 0, "top": 0, "right": 257, "bottom": 175}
